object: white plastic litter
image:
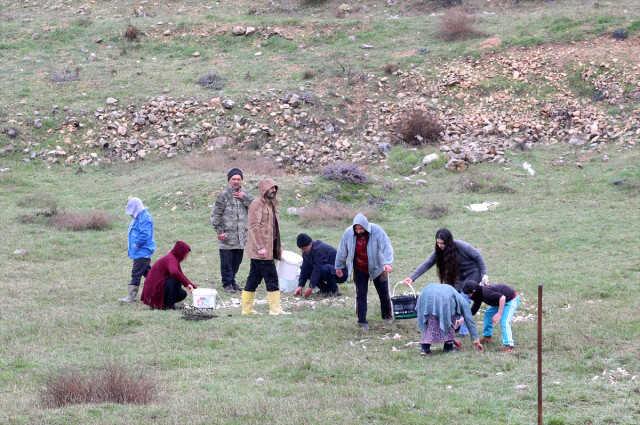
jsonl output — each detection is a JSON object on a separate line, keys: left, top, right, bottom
{"left": 522, "top": 162, "right": 536, "bottom": 176}
{"left": 465, "top": 201, "right": 499, "bottom": 212}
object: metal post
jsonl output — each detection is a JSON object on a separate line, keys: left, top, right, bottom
{"left": 538, "top": 284, "right": 543, "bottom": 425}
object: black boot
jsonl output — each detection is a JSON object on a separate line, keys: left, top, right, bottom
{"left": 443, "top": 341, "right": 455, "bottom": 353}
{"left": 420, "top": 343, "right": 431, "bottom": 356}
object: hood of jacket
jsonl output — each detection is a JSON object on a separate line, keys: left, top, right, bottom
{"left": 258, "top": 178, "right": 278, "bottom": 198}
{"left": 170, "top": 241, "right": 191, "bottom": 262}
{"left": 126, "top": 197, "right": 145, "bottom": 218}
{"left": 352, "top": 213, "right": 371, "bottom": 233}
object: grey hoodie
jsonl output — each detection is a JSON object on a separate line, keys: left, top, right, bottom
{"left": 335, "top": 213, "right": 394, "bottom": 280}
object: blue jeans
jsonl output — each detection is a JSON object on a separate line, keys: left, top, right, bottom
{"left": 457, "top": 293, "right": 471, "bottom": 336}
{"left": 483, "top": 296, "right": 520, "bottom": 346}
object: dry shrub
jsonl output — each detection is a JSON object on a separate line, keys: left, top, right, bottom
{"left": 124, "top": 25, "right": 140, "bottom": 41}
{"left": 298, "top": 201, "right": 376, "bottom": 225}
{"left": 458, "top": 174, "right": 515, "bottom": 194}
{"left": 397, "top": 110, "right": 442, "bottom": 145}
{"left": 182, "top": 151, "right": 286, "bottom": 177}
{"left": 418, "top": 204, "right": 450, "bottom": 220}
{"left": 50, "top": 210, "right": 114, "bottom": 231}
{"left": 302, "top": 69, "right": 316, "bottom": 80}
{"left": 197, "top": 72, "right": 225, "bottom": 90}
{"left": 383, "top": 63, "right": 399, "bottom": 75}
{"left": 50, "top": 67, "right": 80, "bottom": 83}
{"left": 41, "top": 365, "right": 156, "bottom": 408}
{"left": 438, "top": 7, "right": 481, "bottom": 41}
{"left": 321, "top": 162, "right": 368, "bottom": 184}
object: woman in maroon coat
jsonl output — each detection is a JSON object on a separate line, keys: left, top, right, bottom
{"left": 141, "top": 241, "right": 197, "bottom": 309}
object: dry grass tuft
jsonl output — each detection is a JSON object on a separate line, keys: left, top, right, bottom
{"left": 41, "top": 364, "right": 156, "bottom": 408}
{"left": 438, "top": 7, "right": 482, "bottom": 41}
{"left": 302, "top": 69, "right": 316, "bottom": 80}
{"left": 396, "top": 110, "right": 443, "bottom": 145}
{"left": 49, "top": 210, "right": 114, "bottom": 231}
{"left": 298, "top": 201, "right": 377, "bottom": 225}
{"left": 182, "top": 151, "right": 286, "bottom": 177}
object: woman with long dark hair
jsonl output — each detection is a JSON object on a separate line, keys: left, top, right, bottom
{"left": 403, "top": 228, "right": 488, "bottom": 291}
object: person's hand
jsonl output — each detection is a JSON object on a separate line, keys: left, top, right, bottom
{"left": 454, "top": 317, "right": 465, "bottom": 329}
{"left": 294, "top": 287, "right": 303, "bottom": 296}
{"left": 335, "top": 269, "right": 343, "bottom": 278}
{"left": 492, "top": 313, "right": 501, "bottom": 325}
{"left": 303, "top": 287, "right": 313, "bottom": 298}
{"left": 217, "top": 233, "right": 227, "bottom": 241}
{"left": 383, "top": 264, "right": 393, "bottom": 273}
{"left": 402, "top": 277, "right": 413, "bottom": 286}
{"left": 186, "top": 284, "right": 195, "bottom": 293}
{"left": 473, "top": 340, "right": 484, "bottom": 352}
{"left": 257, "top": 248, "right": 267, "bottom": 258}
{"left": 232, "top": 191, "right": 246, "bottom": 199}
{"left": 481, "top": 274, "right": 489, "bottom": 286}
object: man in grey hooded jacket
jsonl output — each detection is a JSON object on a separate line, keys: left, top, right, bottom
{"left": 335, "top": 213, "right": 394, "bottom": 331}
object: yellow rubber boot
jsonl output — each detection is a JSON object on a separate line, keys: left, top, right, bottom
{"left": 241, "top": 291, "right": 259, "bottom": 315}
{"left": 267, "top": 291, "right": 290, "bottom": 315}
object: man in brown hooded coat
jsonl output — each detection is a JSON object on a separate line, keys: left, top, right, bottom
{"left": 241, "top": 178, "right": 289, "bottom": 315}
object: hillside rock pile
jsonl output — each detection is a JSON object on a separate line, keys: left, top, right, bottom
{"left": 6, "top": 36, "right": 639, "bottom": 171}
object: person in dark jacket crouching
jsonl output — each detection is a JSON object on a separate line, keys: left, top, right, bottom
{"left": 141, "top": 241, "right": 197, "bottom": 309}
{"left": 294, "top": 233, "right": 347, "bottom": 298}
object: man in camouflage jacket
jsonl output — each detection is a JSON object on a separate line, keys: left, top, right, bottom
{"left": 210, "top": 168, "right": 254, "bottom": 293}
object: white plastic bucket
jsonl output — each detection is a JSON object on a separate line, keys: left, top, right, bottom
{"left": 192, "top": 288, "right": 217, "bottom": 309}
{"left": 276, "top": 250, "right": 303, "bottom": 293}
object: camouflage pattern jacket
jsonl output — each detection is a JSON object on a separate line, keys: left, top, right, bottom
{"left": 210, "top": 187, "right": 254, "bottom": 250}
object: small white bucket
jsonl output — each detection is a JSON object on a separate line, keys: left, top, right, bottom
{"left": 276, "top": 250, "right": 303, "bottom": 293}
{"left": 192, "top": 288, "right": 217, "bottom": 309}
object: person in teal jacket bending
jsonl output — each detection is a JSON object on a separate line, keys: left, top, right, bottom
{"left": 120, "top": 197, "right": 156, "bottom": 303}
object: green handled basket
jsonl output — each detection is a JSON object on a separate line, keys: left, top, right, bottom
{"left": 391, "top": 282, "right": 418, "bottom": 320}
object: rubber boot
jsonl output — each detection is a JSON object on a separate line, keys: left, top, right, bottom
{"left": 119, "top": 285, "right": 139, "bottom": 303}
{"left": 266, "top": 291, "right": 290, "bottom": 315}
{"left": 241, "top": 291, "right": 259, "bottom": 315}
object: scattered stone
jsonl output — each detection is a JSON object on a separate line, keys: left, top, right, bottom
{"left": 222, "top": 99, "right": 235, "bottom": 110}
{"left": 360, "top": 44, "right": 374, "bottom": 49}
{"left": 232, "top": 26, "right": 246, "bottom": 36}
{"left": 417, "top": 47, "right": 429, "bottom": 55}
{"left": 5, "top": 127, "right": 19, "bottom": 138}
{"left": 13, "top": 249, "right": 28, "bottom": 256}
{"left": 163, "top": 29, "right": 171, "bottom": 36}
{"left": 422, "top": 153, "right": 439, "bottom": 165}
{"left": 106, "top": 97, "right": 118, "bottom": 105}
{"left": 245, "top": 26, "right": 257, "bottom": 36}
{"left": 192, "top": 51, "right": 200, "bottom": 57}
{"left": 612, "top": 29, "right": 628, "bottom": 40}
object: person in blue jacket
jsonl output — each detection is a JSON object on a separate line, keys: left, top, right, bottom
{"left": 335, "top": 213, "right": 394, "bottom": 332}
{"left": 120, "top": 197, "right": 156, "bottom": 303}
{"left": 294, "top": 233, "right": 347, "bottom": 298}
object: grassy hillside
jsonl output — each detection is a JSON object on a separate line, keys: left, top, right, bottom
{"left": 1, "top": 1, "right": 640, "bottom": 424}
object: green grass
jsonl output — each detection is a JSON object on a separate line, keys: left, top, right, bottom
{"left": 1, "top": 145, "right": 639, "bottom": 424}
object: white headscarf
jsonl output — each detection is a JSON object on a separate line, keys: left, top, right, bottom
{"left": 125, "top": 197, "right": 145, "bottom": 218}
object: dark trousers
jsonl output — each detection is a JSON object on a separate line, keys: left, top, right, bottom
{"left": 311, "top": 264, "right": 348, "bottom": 293}
{"left": 130, "top": 258, "right": 151, "bottom": 286}
{"left": 354, "top": 270, "right": 392, "bottom": 324}
{"left": 163, "top": 277, "right": 187, "bottom": 309}
{"left": 219, "top": 249, "right": 244, "bottom": 287}
{"left": 244, "top": 259, "right": 279, "bottom": 292}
